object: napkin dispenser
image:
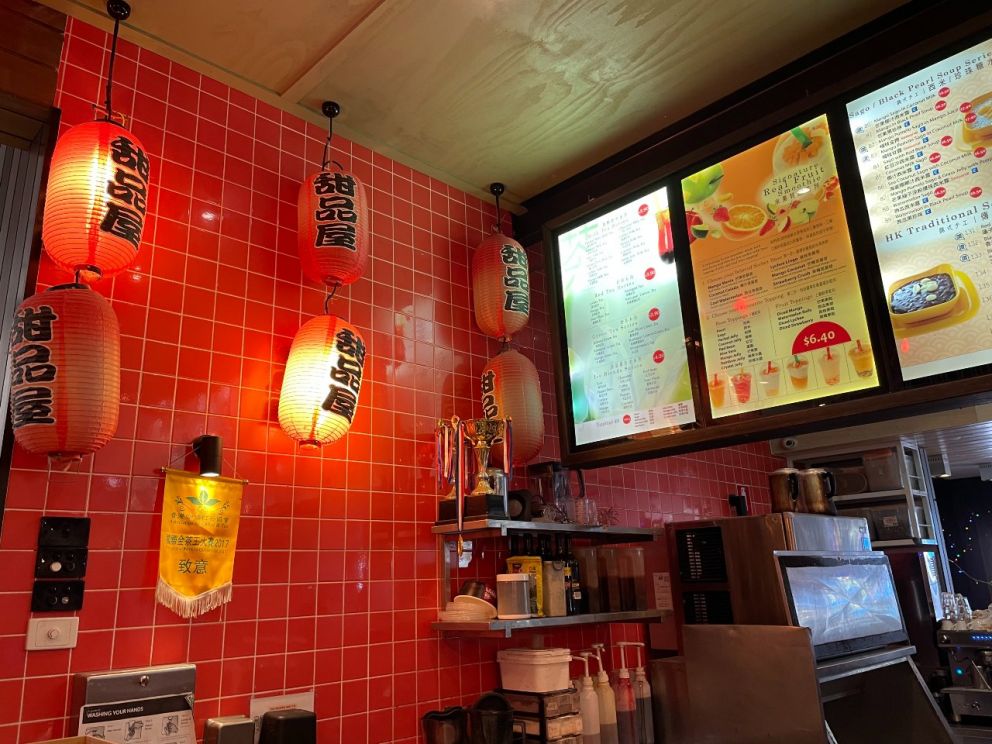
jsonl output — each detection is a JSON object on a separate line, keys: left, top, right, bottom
{"left": 259, "top": 709, "right": 316, "bottom": 744}
{"left": 204, "top": 715, "right": 254, "bottom": 744}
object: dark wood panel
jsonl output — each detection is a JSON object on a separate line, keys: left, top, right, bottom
{"left": 0, "top": 0, "right": 65, "bottom": 147}
{"left": 516, "top": 2, "right": 992, "bottom": 245}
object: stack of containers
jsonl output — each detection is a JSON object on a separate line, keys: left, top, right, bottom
{"left": 497, "top": 648, "right": 583, "bottom": 743}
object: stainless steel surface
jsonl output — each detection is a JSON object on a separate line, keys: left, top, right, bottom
{"left": 815, "top": 645, "right": 917, "bottom": 682}
{"left": 432, "top": 518, "right": 661, "bottom": 540}
{"left": 945, "top": 688, "right": 992, "bottom": 722}
{"left": 769, "top": 467, "right": 800, "bottom": 513}
{"left": 798, "top": 468, "right": 837, "bottom": 515}
{"left": 71, "top": 663, "right": 196, "bottom": 731}
{"left": 72, "top": 663, "right": 196, "bottom": 707}
{"left": 431, "top": 608, "right": 666, "bottom": 638}
{"left": 784, "top": 513, "right": 871, "bottom": 552}
{"left": 204, "top": 716, "right": 254, "bottom": 744}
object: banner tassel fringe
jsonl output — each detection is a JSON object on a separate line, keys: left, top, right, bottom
{"left": 156, "top": 578, "right": 232, "bottom": 619}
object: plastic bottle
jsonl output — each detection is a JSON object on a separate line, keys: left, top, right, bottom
{"left": 613, "top": 643, "right": 638, "bottom": 744}
{"left": 621, "top": 641, "right": 654, "bottom": 744}
{"left": 590, "top": 643, "right": 619, "bottom": 744}
{"left": 575, "top": 653, "right": 601, "bottom": 744}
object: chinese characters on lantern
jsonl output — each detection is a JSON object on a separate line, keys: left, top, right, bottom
{"left": 101, "top": 135, "right": 150, "bottom": 251}
{"left": 323, "top": 326, "right": 366, "bottom": 422}
{"left": 313, "top": 172, "right": 359, "bottom": 251}
{"left": 481, "top": 369, "right": 497, "bottom": 418}
{"left": 9, "top": 305, "right": 58, "bottom": 428}
{"left": 500, "top": 243, "right": 530, "bottom": 314}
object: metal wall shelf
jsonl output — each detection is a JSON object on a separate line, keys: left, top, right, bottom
{"left": 432, "top": 519, "right": 661, "bottom": 542}
{"left": 432, "top": 609, "right": 667, "bottom": 638}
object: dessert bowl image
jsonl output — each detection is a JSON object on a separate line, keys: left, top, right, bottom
{"left": 887, "top": 263, "right": 965, "bottom": 327}
{"left": 964, "top": 91, "right": 992, "bottom": 147}
{"left": 771, "top": 120, "right": 837, "bottom": 178}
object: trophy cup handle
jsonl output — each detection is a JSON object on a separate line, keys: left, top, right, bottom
{"left": 455, "top": 419, "right": 466, "bottom": 549}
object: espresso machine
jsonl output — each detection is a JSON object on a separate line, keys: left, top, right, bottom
{"left": 435, "top": 416, "right": 513, "bottom": 526}
{"left": 939, "top": 628, "right": 992, "bottom": 723}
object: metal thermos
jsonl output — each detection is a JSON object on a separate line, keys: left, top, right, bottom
{"left": 768, "top": 468, "right": 800, "bottom": 513}
{"left": 797, "top": 468, "right": 837, "bottom": 515}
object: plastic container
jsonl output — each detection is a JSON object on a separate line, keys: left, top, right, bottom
{"left": 497, "top": 648, "right": 572, "bottom": 693}
{"left": 496, "top": 573, "right": 532, "bottom": 620}
{"left": 542, "top": 560, "right": 567, "bottom": 617}
{"left": 574, "top": 546, "right": 600, "bottom": 613}
{"left": 618, "top": 547, "right": 648, "bottom": 611}
{"left": 597, "top": 548, "right": 622, "bottom": 613}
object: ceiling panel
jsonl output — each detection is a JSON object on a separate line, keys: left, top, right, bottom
{"left": 44, "top": 0, "right": 905, "bottom": 206}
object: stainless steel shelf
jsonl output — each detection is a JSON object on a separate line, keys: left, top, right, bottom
{"left": 432, "top": 519, "right": 661, "bottom": 542}
{"left": 432, "top": 609, "right": 667, "bottom": 638}
{"left": 872, "top": 538, "right": 938, "bottom": 548}
{"left": 832, "top": 489, "right": 917, "bottom": 504}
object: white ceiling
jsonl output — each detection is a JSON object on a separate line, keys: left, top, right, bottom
{"left": 42, "top": 0, "right": 904, "bottom": 209}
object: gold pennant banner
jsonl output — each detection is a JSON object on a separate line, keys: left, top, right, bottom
{"left": 157, "top": 468, "right": 244, "bottom": 619}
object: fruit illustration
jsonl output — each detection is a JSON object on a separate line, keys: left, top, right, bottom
{"left": 771, "top": 119, "right": 836, "bottom": 179}
{"left": 788, "top": 199, "right": 819, "bottom": 224}
{"left": 721, "top": 204, "right": 766, "bottom": 240}
{"left": 686, "top": 210, "right": 704, "bottom": 243}
{"left": 682, "top": 164, "right": 725, "bottom": 205}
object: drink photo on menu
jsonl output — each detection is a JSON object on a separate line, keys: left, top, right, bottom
{"left": 683, "top": 114, "right": 879, "bottom": 418}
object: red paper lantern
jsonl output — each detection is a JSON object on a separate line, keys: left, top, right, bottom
{"left": 297, "top": 168, "right": 370, "bottom": 287}
{"left": 481, "top": 348, "right": 544, "bottom": 464}
{"left": 279, "top": 314, "right": 366, "bottom": 447}
{"left": 472, "top": 232, "right": 530, "bottom": 339}
{"left": 42, "top": 121, "right": 151, "bottom": 281}
{"left": 8, "top": 283, "right": 120, "bottom": 461}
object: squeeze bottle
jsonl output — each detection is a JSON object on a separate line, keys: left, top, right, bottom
{"left": 621, "top": 641, "right": 654, "bottom": 744}
{"left": 575, "top": 654, "right": 601, "bottom": 744}
{"left": 614, "top": 643, "right": 638, "bottom": 744}
{"left": 590, "top": 643, "right": 619, "bottom": 744}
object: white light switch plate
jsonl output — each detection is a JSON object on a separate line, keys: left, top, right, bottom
{"left": 26, "top": 617, "right": 79, "bottom": 650}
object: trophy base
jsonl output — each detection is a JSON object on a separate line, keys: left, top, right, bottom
{"left": 436, "top": 494, "right": 508, "bottom": 524}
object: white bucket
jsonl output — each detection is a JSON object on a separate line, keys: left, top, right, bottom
{"left": 497, "top": 647, "right": 572, "bottom": 692}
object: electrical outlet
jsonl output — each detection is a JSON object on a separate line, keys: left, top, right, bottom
{"left": 31, "top": 580, "right": 84, "bottom": 612}
{"left": 38, "top": 517, "right": 90, "bottom": 547}
{"left": 26, "top": 617, "right": 79, "bottom": 650}
{"left": 35, "top": 548, "right": 88, "bottom": 579}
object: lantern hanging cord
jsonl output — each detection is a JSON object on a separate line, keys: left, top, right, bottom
{"left": 320, "top": 101, "right": 341, "bottom": 171}
{"left": 323, "top": 283, "right": 340, "bottom": 314}
{"left": 489, "top": 182, "right": 506, "bottom": 232}
{"left": 102, "top": 1, "right": 131, "bottom": 121}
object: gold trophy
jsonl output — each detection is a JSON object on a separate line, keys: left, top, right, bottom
{"left": 434, "top": 416, "right": 460, "bottom": 500}
{"left": 462, "top": 418, "right": 505, "bottom": 497}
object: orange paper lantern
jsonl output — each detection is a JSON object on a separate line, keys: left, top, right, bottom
{"left": 472, "top": 232, "right": 530, "bottom": 340}
{"left": 297, "top": 168, "right": 370, "bottom": 287}
{"left": 279, "top": 314, "right": 366, "bottom": 447}
{"left": 481, "top": 348, "right": 544, "bottom": 464}
{"left": 42, "top": 121, "right": 151, "bottom": 280}
{"left": 8, "top": 283, "right": 120, "bottom": 460}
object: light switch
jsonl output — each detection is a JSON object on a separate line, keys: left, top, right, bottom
{"left": 26, "top": 617, "right": 79, "bottom": 650}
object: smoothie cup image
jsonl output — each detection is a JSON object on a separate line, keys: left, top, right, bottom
{"left": 759, "top": 361, "right": 781, "bottom": 397}
{"left": 709, "top": 373, "right": 727, "bottom": 408}
{"left": 787, "top": 355, "right": 809, "bottom": 390}
{"left": 818, "top": 347, "right": 841, "bottom": 386}
{"left": 848, "top": 340, "right": 874, "bottom": 378}
{"left": 730, "top": 369, "right": 753, "bottom": 404}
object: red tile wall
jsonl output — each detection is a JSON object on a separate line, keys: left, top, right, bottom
{"left": 0, "top": 18, "right": 780, "bottom": 744}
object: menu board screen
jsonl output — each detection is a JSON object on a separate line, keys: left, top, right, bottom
{"left": 557, "top": 186, "right": 695, "bottom": 446}
{"left": 683, "top": 115, "right": 879, "bottom": 418}
{"left": 848, "top": 39, "right": 992, "bottom": 380}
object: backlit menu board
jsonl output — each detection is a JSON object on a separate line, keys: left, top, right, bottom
{"left": 557, "top": 186, "right": 695, "bottom": 446}
{"left": 684, "top": 115, "right": 879, "bottom": 418}
{"left": 848, "top": 38, "right": 992, "bottom": 380}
